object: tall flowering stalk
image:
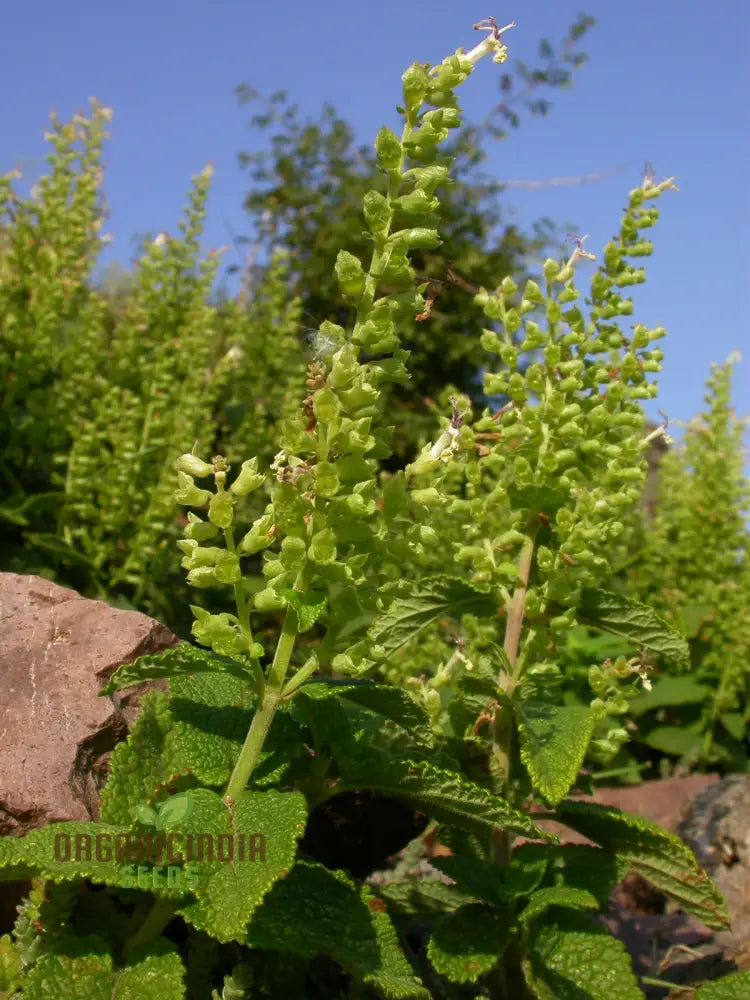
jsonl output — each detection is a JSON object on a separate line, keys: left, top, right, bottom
{"left": 619, "top": 355, "right": 750, "bottom": 764}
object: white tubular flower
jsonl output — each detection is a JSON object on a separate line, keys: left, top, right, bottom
{"left": 429, "top": 395, "right": 467, "bottom": 463}
{"left": 467, "top": 17, "right": 515, "bottom": 65}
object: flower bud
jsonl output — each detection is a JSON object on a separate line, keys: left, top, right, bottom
{"left": 315, "top": 462, "right": 340, "bottom": 498}
{"left": 208, "top": 492, "right": 234, "bottom": 529}
{"left": 239, "top": 515, "right": 276, "bottom": 555}
{"left": 231, "top": 458, "right": 265, "bottom": 496}
{"left": 500, "top": 344, "right": 518, "bottom": 369}
{"left": 536, "top": 545, "right": 554, "bottom": 572}
{"left": 411, "top": 487, "right": 445, "bottom": 507}
{"left": 313, "top": 387, "right": 341, "bottom": 424}
{"left": 401, "top": 62, "right": 430, "bottom": 119}
{"left": 543, "top": 258, "right": 560, "bottom": 281}
{"left": 175, "top": 471, "right": 211, "bottom": 507}
{"left": 187, "top": 566, "right": 219, "bottom": 588}
{"left": 309, "top": 528, "right": 337, "bottom": 565}
{"left": 363, "top": 190, "right": 390, "bottom": 235}
{"left": 522, "top": 279, "right": 544, "bottom": 304}
{"left": 176, "top": 453, "right": 213, "bottom": 478}
{"left": 375, "top": 126, "right": 401, "bottom": 169}
{"left": 280, "top": 535, "right": 307, "bottom": 571}
{"left": 254, "top": 588, "right": 288, "bottom": 612}
{"left": 480, "top": 329, "right": 502, "bottom": 354}
{"left": 335, "top": 250, "right": 366, "bottom": 301}
{"left": 184, "top": 512, "right": 220, "bottom": 542}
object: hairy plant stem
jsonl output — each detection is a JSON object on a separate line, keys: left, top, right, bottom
{"left": 121, "top": 896, "right": 176, "bottom": 959}
{"left": 490, "top": 521, "right": 539, "bottom": 866}
{"left": 223, "top": 611, "right": 298, "bottom": 802}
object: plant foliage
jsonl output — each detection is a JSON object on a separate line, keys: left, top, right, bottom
{"left": 1, "top": 14, "right": 747, "bottom": 1000}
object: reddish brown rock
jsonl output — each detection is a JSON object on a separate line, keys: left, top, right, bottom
{"left": 531, "top": 773, "right": 721, "bottom": 845}
{"left": 679, "top": 775, "right": 750, "bottom": 956}
{"left": 0, "top": 573, "right": 177, "bottom": 836}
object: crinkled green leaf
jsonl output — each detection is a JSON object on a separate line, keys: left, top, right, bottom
{"left": 299, "top": 678, "right": 435, "bottom": 746}
{"left": 100, "top": 642, "right": 255, "bottom": 695}
{"left": 517, "top": 701, "right": 597, "bottom": 806}
{"left": 514, "top": 843, "right": 625, "bottom": 906}
{"left": 4, "top": 822, "right": 187, "bottom": 898}
{"left": 291, "top": 690, "right": 357, "bottom": 759}
{"left": 247, "top": 711, "right": 314, "bottom": 788}
{"left": 445, "top": 671, "right": 501, "bottom": 739}
{"left": 524, "top": 908, "right": 644, "bottom": 1000}
{"left": 695, "top": 971, "right": 750, "bottom": 999}
{"left": 572, "top": 589, "right": 689, "bottom": 665}
{"left": 368, "top": 576, "right": 496, "bottom": 655}
{"left": 100, "top": 691, "right": 190, "bottom": 826}
{"left": 341, "top": 758, "right": 553, "bottom": 842}
{"left": 427, "top": 903, "right": 509, "bottom": 984}
{"left": 502, "top": 845, "right": 551, "bottom": 900}
{"left": 519, "top": 885, "right": 599, "bottom": 925}
{"left": 169, "top": 673, "right": 255, "bottom": 785}
{"left": 555, "top": 801, "right": 730, "bottom": 930}
{"left": 376, "top": 879, "right": 475, "bottom": 918}
{"left": 0, "top": 837, "right": 35, "bottom": 881}
{"left": 247, "top": 860, "right": 430, "bottom": 999}
{"left": 170, "top": 673, "right": 308, "bottom": 789}
{"left": 22, "top": 939, "right": 185, "bottom": 999}
{"left": 431, "top": 853, "right": 500, "bottom": 904}
{"left": 0, "top": 821, "right": 134, "bottom": 888}
{"left": 174, "top": 787, "right": 306, "bottom": 943}
{"left": 283, "top": 590, "right": 327, "bottom": 633}
{"left": 22, "top": 945, "right": 113, "bottom": 1000}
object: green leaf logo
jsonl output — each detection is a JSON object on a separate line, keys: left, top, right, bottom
{"left": 157, "top": 791, "right": 193, "bottom": 828}
{"left": 135, "top": 791, "right": 194, "bottom": 831}
{"left": 134, "top": 803, "right": 158, "bottom": 828}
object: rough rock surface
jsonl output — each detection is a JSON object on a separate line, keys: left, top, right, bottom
{"left": 0, "top": 573, "right": 177, "bottom": 836}
{"left": 532, "top": 773, "right": 721, "bottom": 846}
{"left": 679, "top": 774, "right": 750, "bottom": 957}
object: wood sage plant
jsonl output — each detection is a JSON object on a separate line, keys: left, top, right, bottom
{"left": 1, "top": 17, "right": 743, "bottom": 1000}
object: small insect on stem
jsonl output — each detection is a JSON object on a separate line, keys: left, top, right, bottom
{"left": 491, "top": 401, "right": 515, "bottom": 422}
{"left": 472, "top": 700, "right": 499, "bottom": 736}
{"left": 415, "top": 262, "right": 478, "bottom": 321}
{"left": 416, "top": 281, "right": 441, "bottom": 322}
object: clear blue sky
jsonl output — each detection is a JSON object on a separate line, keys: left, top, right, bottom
{"left": 4, "top": 0, "right": 749, "bottom": 450}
